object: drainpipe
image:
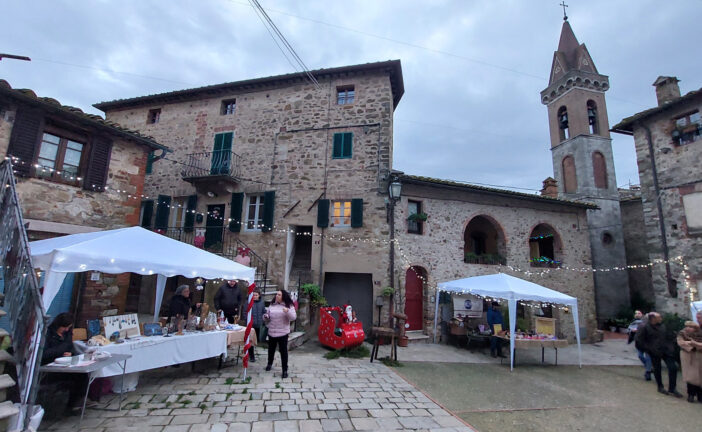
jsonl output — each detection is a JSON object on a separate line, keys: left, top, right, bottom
{"left": 641, "top": 122, "right": 675, "bottom": 297}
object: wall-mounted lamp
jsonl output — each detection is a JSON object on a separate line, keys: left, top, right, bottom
{"left": 206, "top": 191, "right": 218, "bottom": 198}
{"left": 388, "top": 181, "right": 402, "bottom": 201}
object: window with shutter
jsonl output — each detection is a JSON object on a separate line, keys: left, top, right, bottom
{"left": 332, "top": 132, "right": 352, "bottom": 159}
{"left": 140, "top": 200, "right": 154, "bottom": 228}
{"left": 84, "top": 137, "right": 112, "bottom": 191}
{"left": 244, "top": 194, "right": 265, "bottom": 232}
{"left": 350, "top": 198, "right": 363, "bottom": 228}
{"left": 331, "top": 201, "right": 352, "bottom": 227}
{"left": 7, "top": 106, "right": 43, "bottom": 177}
{"left": 154, "top": 195, "right": 171, "bottom": 230}
{"left": 184, "top": 195, "right": 197, "bottom": 232}
{"left": 317, "top": 199, "right": 330, "bottom": 228}
{"left": 262, "top": 190, "right": 275, "bottom": 232}
{"left": 229, "top": 192, "right": 243, "bottom": 232}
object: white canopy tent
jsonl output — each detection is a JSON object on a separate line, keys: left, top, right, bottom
{"left": 29, "top": 226, "right": 256, "bottom": 320}
{"left": 434, "top": 273, "right": 581, "bottom": 370}
{"left": 692, "top": 301, "right": 702, "bottom": 322}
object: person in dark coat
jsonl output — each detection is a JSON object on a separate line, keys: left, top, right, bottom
{"left": 248, "top": 289, "right": 265, "bottom": 362}
{"left": 636, "top": 312, "right": 683, "bottom": 397}
{"left": 41, "top": 313, "right": 90, "bottom": 414}
{"left": 214, "top": 280, "right": 242, "bottom": 323}
{"left": 169, "top": 285, "right": 199, "bottom": 320}
{"left": 487, "top": 302, "right": 505, "bottom": 358}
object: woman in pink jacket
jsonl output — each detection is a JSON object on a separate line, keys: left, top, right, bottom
{"left": 263, "top": 289, "right": 297, "bottom": 378}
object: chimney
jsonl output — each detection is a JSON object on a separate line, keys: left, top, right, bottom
{"left": 540, "top": 177, "right": 558, "bottom": 198}
{"left": 652, "top": 76, "right": 681, "bottom": 106}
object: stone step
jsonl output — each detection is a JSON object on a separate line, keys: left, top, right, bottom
{"left": 0, "top": 309, "right": 6, "bottom": 318}
{"left": 0, "top": 350, "right": 14, "bottom": 366}
{"left": 0, "top": 374, "right": 16, "bottom": 402}
{"left": 0, "top": 400, "right": 19, "bottom": 421}
{"left": 287, "top": 331, "right": 305, "bottom": 351}
{"left": 405, "top": 330, "right": 430, "bottom": 344}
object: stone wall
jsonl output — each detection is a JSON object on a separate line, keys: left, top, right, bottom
{"left": 77, "top": 273, "right": 131, "bottom": 323}
{"left": 619, "top": 194, "right": 655, "bottom": 306}
{"left": 394, "top": 182, "right": 597, "bottom": 341}
{"left": 630, "top": 95, "right": 702, "bottom": 316}
{"left": 102, "top": 70, "right": 396, "bottom": 325}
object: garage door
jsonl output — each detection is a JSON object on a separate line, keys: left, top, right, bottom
{"left": 323, "top": 272, "right": 373, "bottom": 336}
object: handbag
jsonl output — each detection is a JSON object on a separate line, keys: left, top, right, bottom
{"left": 259, "top": 323, "right": 268, "bottom": 343}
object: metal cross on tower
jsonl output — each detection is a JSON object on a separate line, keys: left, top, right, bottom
{"left": 560, "top": 1, "right": 569, "bottom": 21}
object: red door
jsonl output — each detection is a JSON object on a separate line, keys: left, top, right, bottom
{"left": 404, "top": 267, "right": 424, "bottom": 330}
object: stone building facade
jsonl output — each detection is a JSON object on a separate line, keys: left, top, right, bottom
{"left": 612, "top": 77, "right": 702, "bottom": 316}
{"left": 540, "top": 20, "right": 630, "bottom": 323}
{"left": 618, "top": 188, "right": 655, "bottom": 306}
{"left": 95, "top": 61, "right": 404, "bottom": 332}
{"left": 0, "top": 80, "right": 169, "bottom": 322}
{"left": 394, "top": 175, "right": 598, "bottom": 341}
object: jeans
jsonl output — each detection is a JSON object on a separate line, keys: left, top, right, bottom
{"left": 650, "top": 354, "right": 678, "bottom": 391}
{"left": 267, "top": 334, "right": 289, "bottom": 372}
{"left": 637, "top": 349, "right": 652, "bottom": 372}
{"left": 490, "top": 336, "right": 503, "bottom": 356}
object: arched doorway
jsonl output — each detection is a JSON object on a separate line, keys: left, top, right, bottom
{"left": 405, "top": 267, "right": 426, "bottom": 331}
{"left": 463, "top": 215, "right": 506, "bottom": 265}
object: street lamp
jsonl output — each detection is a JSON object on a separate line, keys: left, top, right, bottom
{"left": 389, "top": 181, "right": 402, "bottom": 202}
{"left": 387, "top": 176, "right": 402, "bottom": 317}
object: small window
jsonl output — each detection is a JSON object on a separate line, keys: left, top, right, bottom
{"left": 337, "top": 86, "right": 355, "bottom": 105}
{"left": 221, "top": 99, "right": 236, "bottom": 115}
{"left": 147, "top": 108, "right": 161, "bottom": 124}
{"left": 245, "top": 194, "right": 265, "bottom": 231}
{"left": 407, "top": 200, "right": 423, "bottom": 234}
{"left": 558, "top": 106, "right": 569, "bottom": 141}
{"left": 169, "top": 197, "right": 189, "bottom": 229}
{"left": 331, "top": 201, "right": 351, "bottom": 227}
{"left": 672, "top": 111, "right": 701, "bottom": 145}
{"left": 332, "top": 132, "right": 353, "bottom": 159}
{"left": 35, "top": 132, "right": 85, "bottom": 184}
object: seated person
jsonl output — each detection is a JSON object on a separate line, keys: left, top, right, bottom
{"left": 169, "top": 284, "right": 201, "bottom": 321}
{"left": 41, "top": 313, "right": 93, "bottom": 415}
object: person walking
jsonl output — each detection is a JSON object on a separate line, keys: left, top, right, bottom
{"left": 248, "top": 288, "right": 265, "bottom": 363}
{"left": 628, "top": 310, "right": 652, "bottom": 380}
{"left": 636, "top": 312, "right": 683, "bottom": 397}
{"left": 263, "top": 289, "right": 296, "bottom": 378}
{"left": 677, "top": 320, "right": 702, "bottom": 403}
{"left": 214, "top": 280, "right": 242, "bottom": 324}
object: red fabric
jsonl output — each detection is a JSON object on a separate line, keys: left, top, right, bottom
{"left": 242, "top": 282, "right": 255, "bottom": 370}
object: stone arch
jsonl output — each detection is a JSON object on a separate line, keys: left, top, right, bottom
{"left": 592, "top": 151, "right": 608, "bottom": 189}
{"left": 528, "top": 223, "right": 563, "bottom": 266}
{"left": 463, "top": 215, "right": 507, "bottom": 265}
{"left": 562, "top": 155, "right": 577, "bottom": 193}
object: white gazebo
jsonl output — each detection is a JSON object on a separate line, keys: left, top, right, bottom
{"left": 433, "top": 273, "right": 582, "bottom": 370}
{"left": 30, "top": 226, "right": 256, "bottom": 320}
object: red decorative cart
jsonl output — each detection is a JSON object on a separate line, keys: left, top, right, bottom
{"left": 318, "top": 305, "right": 365, "bottom": 350}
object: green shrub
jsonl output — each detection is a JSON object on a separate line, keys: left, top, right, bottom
{"left": 300, "top": 283, "right": 327, "bottom": 307}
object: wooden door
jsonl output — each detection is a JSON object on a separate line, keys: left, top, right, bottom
{"left": 404, "top": 267, "right": 424, "bottom": 330}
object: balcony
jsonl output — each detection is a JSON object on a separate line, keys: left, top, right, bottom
{"left": 181, "top": 150, "right": 242, "bottom": 194}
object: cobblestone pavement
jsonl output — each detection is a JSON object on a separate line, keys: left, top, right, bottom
{"left": 41, "top": 344, "right": 476, "bottom": 432}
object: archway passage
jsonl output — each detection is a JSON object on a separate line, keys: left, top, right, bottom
{"left": 463, "top": 215, "right": 506, "bottom": 265}
{"left": 404, "top": 267, "right": 425, "bottom": 331}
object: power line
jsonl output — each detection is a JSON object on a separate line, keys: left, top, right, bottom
{"left": 32, "top": 58, "right": 193, "bottom": 86}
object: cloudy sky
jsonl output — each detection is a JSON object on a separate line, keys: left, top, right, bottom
{"left": 2, "top": 0, "right": 700, "bottom": 193}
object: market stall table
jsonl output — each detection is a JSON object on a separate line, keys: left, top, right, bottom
{"left": 497, "top": 336, "right": 568, "bottom": 365}
{"left": 224, "top": 328, "right": 258, "bottom": 366}
{"left": 40, "top": 354, "right": 131, "bottom": 424}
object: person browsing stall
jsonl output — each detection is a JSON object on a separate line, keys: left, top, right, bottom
{"left": 487, "top": 301, "right": 505, "bottom": 358}
{"left": 248, "top": 289, "right": 265, "bottom": 363}
{"left": 263, "top": 289, "right": 296, "bottom": 378}
{"left": 214, "top": 279, "right": 242, "bottom": 324}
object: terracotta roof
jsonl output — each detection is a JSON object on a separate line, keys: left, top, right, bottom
{"left": 0, "top": 80, "right": 169, "bottom": 152}
{"left": 94, "top": 60, "right": 404, "bottom": 111}
{"left": 401, "top": 174, "right": 597, "bottom": 209}
{"left": 612, "top": 87, "right": 702, "bottom": 134}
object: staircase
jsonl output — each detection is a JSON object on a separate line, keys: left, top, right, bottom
{"left": 0, "top": 313, "right": 19, "bottom": 430}
{"left": 405, "top": 330, "right": 430, "bottom": 344}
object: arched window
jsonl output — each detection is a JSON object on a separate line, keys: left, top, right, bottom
{"left": 562, "top": 156, "right": 577, "bottom": 193}
{"left": 558, "top": 106, "right": 569, "bottom": 141}
{"left": 529, "top": 224, "right": 563, "bottom": 267}
{"left": 592, "top": 151, "right": 608, "bottom": 189}
{"left": 587, "top": 100, "right": 599, "bottom": 135}
{"left": 463, "top": 216, "right": 506, "bottom": 265}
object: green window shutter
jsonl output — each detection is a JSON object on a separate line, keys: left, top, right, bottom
{"left": 317, "top": 199, "right": 330, "bottom": 228}
{"left": 262, "top": 190, "right": 275, "bottom": 233}
{"left": 213, "top": 133, "right": 224, "bottom": 152}
{"left": 140, "top": 200, "right": 154, "bottom": 228}
{"left": 183, "top": 194, "right": 197, "bottom": 232}
{"left": 222, "top": 132, "right": 233, "bottom": 151}
{"left": 229, "top": 192, "right": 244, "bottom": 232}
{"left": 332, "top": 133, "right": 343, "bottom": 158}
{"left": 154, "top": 195, "right": 171, "bottom": 230}
{"left": 351, "top": 198, "right": 363, "bottom": 228}
{"left": 342, "top": 133, "right": 353, "bottom": 158}
{"left": 146, "top": 151, "right": 155, "bottom": 174}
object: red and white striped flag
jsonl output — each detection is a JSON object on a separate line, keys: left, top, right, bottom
{"left": 242, "top": 282, "right": 256, "bottom": 378}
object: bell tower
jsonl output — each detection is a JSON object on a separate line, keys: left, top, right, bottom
{"left": 540, "top": 17, "right": 630, "bottom": 324}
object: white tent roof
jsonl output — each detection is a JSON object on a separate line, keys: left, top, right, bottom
{"left": 30, "top": 226, "right": 256, "bottom": 310}
{"left": 437, "top": 273, "right": 578, "bottom": 306}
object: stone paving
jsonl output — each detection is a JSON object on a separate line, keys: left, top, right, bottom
{"left": 40, "top": 344, "right": 475, "bottom": 432}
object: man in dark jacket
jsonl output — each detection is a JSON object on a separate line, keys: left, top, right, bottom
{"left": 487, "top": 302, "right": 505, "bottom": 358}
{"left": 215, "top": 280, "right": 242, "bottom": 323}
{"left": 635, "top": 312, "right": 682, "bottom": 397}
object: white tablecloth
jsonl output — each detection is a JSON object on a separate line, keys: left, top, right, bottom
{"left": 95, "top": 330, "right": 229, "bottom": 377}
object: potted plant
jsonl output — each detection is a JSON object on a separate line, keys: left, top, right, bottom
{"left": 407, "top": 212, "right": 428, "bottom": 222}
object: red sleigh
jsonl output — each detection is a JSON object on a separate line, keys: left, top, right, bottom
{"left": 318, "top": 305, "right": 365, "bottom": 350}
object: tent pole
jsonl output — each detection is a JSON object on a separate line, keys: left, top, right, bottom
{"left": 433, "top": 288, "right": 440, "bottom": 343}
{"left": 572, "top": 300, "right": 582, "bottom": 368}
{"left": 154, "top": 274, "right": 167, "bottom": 322}
{"left": 508, "top": 298, "right": 516, "bottom": 371}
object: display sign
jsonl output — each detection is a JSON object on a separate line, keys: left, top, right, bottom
{"left": 103, "top": 313, "right": 140, "bottom": 338}
{"left": 453, "top": 294, "right": 483, "bottom": 318}
{"left": 535, "top": 317, "right": 556, "bottom": 336}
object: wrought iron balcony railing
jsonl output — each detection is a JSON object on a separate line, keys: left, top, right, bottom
{"left": 181, "top": 150, "right": 242, "bottom": 179}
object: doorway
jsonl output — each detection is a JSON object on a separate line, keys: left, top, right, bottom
{"left": 404, "top": 267, "right": 425, "bottom": 331}
{"left": 205, "top": 204, "right": 225, "bottom": 250}
{"left": 323, "top": 272, "right": 373, "bottom": 335}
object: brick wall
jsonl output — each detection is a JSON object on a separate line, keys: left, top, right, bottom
{"left": 77, "top": 273, "right": 131, "bottom": 324}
